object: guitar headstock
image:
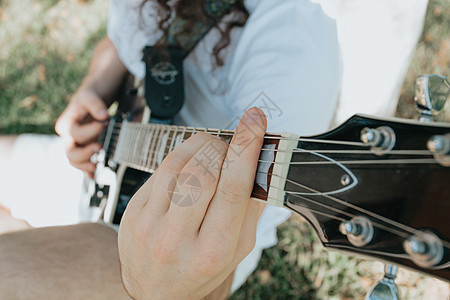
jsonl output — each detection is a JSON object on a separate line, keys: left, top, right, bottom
{"left": 283, "top": 114, "right": 450, "bottom": 281}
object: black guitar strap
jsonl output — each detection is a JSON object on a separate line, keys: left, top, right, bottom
{"left": 143, "top": 0, "right": 237, "bottom": 122}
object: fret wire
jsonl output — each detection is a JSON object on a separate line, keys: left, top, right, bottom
{"left": 168, "top": 127, "right": 177, "bottom": 154}
{"left": 144, "top": 125, "right": 155, "bottom": 170}
{"left": 151, "top": 126, "right": 163, "bottom": 171}
{"left": 147, "top": 125, "right": 159, "bottom": 171}
{"left": 140, "top": 125, "right": 149, "bottom": 167}
{"left": 127, "top": 124, "right": 133, "bottom": 165}
{"left": 161, "top": 128, "right": 172, "bottom": 164}
{"left": 151, "top": 126, "right": 160, "bottom": 170}
{"left": 130, "top": 124, "right": 137, "bottom": 165}
{"left": 158, "top": 128, "right": 170, "bottom": 167}
{"left": 134, "top": 125, "right": 142, "bottom": 167}
{"left": 178, "top": 126, "right": 187, "bottom": 149}
{"left": 126, "top": 124, "right": 133, "bottom": 164}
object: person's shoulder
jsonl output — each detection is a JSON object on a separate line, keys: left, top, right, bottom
{"left": 245, "top": 0, "right": 332, "bottom": 22}
{"left": 242, "top": 0, "right": 337, "bottom": 45}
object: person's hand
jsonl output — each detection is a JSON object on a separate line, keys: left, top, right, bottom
{"left": 55, "top": 85, "right": 109, "bottom": 178}
{"left": 118, "top": 108, "right": 267, "bottom": 299}
{"left": 0, "top": 205, "right": 30, "bottom": 235}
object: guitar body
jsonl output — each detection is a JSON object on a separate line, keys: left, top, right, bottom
{"left": 107, "top": 166, "right": 150, "bottom": 224}
{"left": 84, "top": 76, "right": 154, "bottom": 225}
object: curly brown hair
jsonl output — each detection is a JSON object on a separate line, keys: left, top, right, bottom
{"left": 141, "top": 0, "right": 249, "bottom": 66}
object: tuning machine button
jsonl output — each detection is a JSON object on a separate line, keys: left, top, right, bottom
{"left": 427, "top": 134, "right": 450, "bottom": 167}
{"left": 339, "top": 216, "right": 374, "bottom": 247}
{"left": 366, "top": 264, "right": 400, "bottom": 300}
{"left": 403, "top": 231, "right": 443, "bottom": 268}
{"left": 360, "top": 126, "right": 396, "bottom": 155}
{"left": 427, "top": 134, "right": 450, "bottom": 155}
{"left": 415, "top": 74, "right": 450, "bottom": 122}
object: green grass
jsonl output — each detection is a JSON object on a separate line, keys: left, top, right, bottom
{"left": 396, "top": 0, "right": 450, "bottom": 122}
{"left": 0, "top": 34, "right": 103, "bottom": 133}
{"left": 0, "top": 0, "right": 108, "bottom": 133}
{"left": 0, "top": 0, "right": 449, "bottom": 298}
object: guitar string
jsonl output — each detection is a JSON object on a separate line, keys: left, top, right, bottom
{"left": 107, "top": 121, "right": 449, "bottom": 146}
{"left": 265, "top": 171, "right": 450, "bottom": 248}
{"left": 119, "top": 141, "right": 447, "bottom": 244}
{"left": 111, "top": 127, "right": 446, "bottom": 245}
{"left": 284, "top": 185, "right": 450, "bottom": 249}
{"left": 117, "top": 152, "right": 448, "bottom": 247}
{"left": 104, "top": 123, "right": 449, "bottom": 246}
{"left": 258, "top": 194, "right": 347, "bottom": 223}
{"left": 261, "top": 181, "right": 411, "bottom": 239}
{"left": 258, "top": 158, "right": 438, "bottom": 165}
{"left": 256, "top": 148, "right": 433, "bottom": 155}
{"left": 107, "top": 129, "right": 436, "bottom": 158}
{"left": 107, "top": 124, "right": 370, "bottom": 146}
{"left": 107, "top": 122, "right": 439, "bottom": 155}
{"left": 108, "top": 127, "right": 449, "bottom": 246}
{"left": 114, "top": 150, "right": 449, "bottom": 248}
{"left": 109, "top": 131, "right": 434, "bottom": 156}
{"left": 108, "top": 129, "right": 439, "bottom": 167}
{"left": 111, "top": 135, "right": 439, "bottom": 167}
{"left": 110, "top": 138, "right": 437, "bottom": 169}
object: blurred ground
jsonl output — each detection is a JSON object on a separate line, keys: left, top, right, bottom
{"left": 0, "top": 0, "right": 449, "bottom": 299}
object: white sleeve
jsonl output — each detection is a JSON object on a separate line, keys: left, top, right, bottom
{"left": 107, "top": 0, "right": 162, "bottom": 79}
{"left": 228, "top": 0, "right": 342, "bottom": 136}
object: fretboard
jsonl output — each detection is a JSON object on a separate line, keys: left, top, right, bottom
{"left": 109, "top": 121, "right": 295, "bottom": 204}
{"left": 113, "top": 122, "right": 235, "bottom": 173}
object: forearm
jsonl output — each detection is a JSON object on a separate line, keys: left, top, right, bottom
{"left": 80, "top": 37, "right": 129, "bottom": 106}
{"left": 0, "top": 223, "right": 129, "bottom": 300}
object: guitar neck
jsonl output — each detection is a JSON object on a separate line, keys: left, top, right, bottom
{"left": 100, "top": 115, "right": 450, "bottom": 280}
{"left": 108, "top": 121, "right": 292, "bottom": 204}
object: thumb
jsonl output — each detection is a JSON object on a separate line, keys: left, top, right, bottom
{"left": 81, "top": 92, "right": 109, "bottom": 121}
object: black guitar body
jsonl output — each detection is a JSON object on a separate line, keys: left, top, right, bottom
{"left": 285, "top": 115, "right": 450, "bottom": 280}
{"left": 112, "top": 168, "right": 150, "bottom": 224}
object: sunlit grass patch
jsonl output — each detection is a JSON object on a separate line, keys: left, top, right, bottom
{"left": 0, "top": 0, "right": 108, "bottom": 133}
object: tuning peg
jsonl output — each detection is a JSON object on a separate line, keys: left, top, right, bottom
{"left": 339, "top": 216, "right": 374, "bottom": 247}
{"left": 414, "top": 74, "right": 450, "bottom": 122}
{"left": 365, "top": 264, "right": 400, "bottom": 300}
{"left": 427, "top": 134, "right": 450, "bottom": 155}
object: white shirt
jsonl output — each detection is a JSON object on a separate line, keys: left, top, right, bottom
{"left": 107, "top": 0, "right": 342, "bottom": 291}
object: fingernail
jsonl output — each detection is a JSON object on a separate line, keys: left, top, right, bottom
{"left": 97, "top": 109, "right": 108, "bottom": 118}
{"left": 245, "top": 107, "right": 263, "bottom": 125}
